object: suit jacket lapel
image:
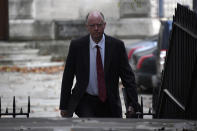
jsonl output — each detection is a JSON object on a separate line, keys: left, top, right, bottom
{"left": 104, "top": 35, "right": 111, "bottom": 77}
{"left": 82, "top": 35, "right": 90, "bottom": 81}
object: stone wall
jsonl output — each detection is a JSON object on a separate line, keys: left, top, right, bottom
{"left": 8, "top": 0, "right": 121, "bottom": 40}
{"left": 105, "top": 18, "right": 160, "bottom": 39}
{"left": 8, "top": 0, "right": 162, "bottom": 41}
{"left": 9, "top": 20, "right": 55, "bottom": 40}
{"left": 9, "top": 0, "right": 34, "bottom": 20}
{"left": 54, "top": 20, "right": 88, "bottom": 40}
{"left": 33, "top": 0, "right": 120, "bottom": 21}
{"left": 162, "top": 0, "right": 193, "bottom": 18}
{"left": 7, "top": 0, "right": 193, "bottom": 60}
{"left": 115, "top": 0, "right": 160, "bottom": 41}
{"left": 8, "top": 0, "right": 194, "bottom": 41}
{"left": 119, "top": 0, "right": 158, "bottom": 18}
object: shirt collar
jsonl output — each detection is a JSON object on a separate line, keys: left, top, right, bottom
{"left": 90, "top": 34, "right": 105, "bottom": 49}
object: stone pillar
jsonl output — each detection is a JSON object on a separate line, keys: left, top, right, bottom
{"left": 117, "top": 0, "right": 160, "bottom": 42}
{"left": 0, "top": 0, "right": 9, "bottom": 40}
{"left": 119, "top": 0, "right": 158, "bottom": 18}
{"left": 9, "top": 0, "right": 34, "bottom": 20}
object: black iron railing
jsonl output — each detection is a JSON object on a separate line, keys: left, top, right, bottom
{"left": 0, "top": 96, "right": 30, "bottom": 118}
{"left": 155, "top": 3, "right": 197, "bottom": 119}
{"left": 122, "top": 88, "right": 154, "bottom": 118}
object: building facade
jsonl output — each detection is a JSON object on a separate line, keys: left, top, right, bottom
{"left": 2, "top": 0, "right": 194, "bottom": 41}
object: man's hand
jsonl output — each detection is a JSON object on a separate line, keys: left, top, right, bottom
{"left": 60, "top": 110, "right": 72, "bottom": 118}
{"left": 125, "top": 106, "right": 136, "bottom": 118}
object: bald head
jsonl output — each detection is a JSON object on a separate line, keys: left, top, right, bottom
{"left": 85, "top": 11, "right": 106, "bottom": 43}
{"left": 86, "top": 11, "right": 105, "bottom": 24}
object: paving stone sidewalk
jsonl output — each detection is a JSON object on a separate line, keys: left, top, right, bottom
{"left": 1, "top": 118, "right": 197, "bottom": 131}
{"left": 0, "top": 71, "right": 152, "bottom": 118}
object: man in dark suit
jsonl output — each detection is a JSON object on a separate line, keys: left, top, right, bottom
{"left": 60, "top": 11, "right": 139, "bottom": 118}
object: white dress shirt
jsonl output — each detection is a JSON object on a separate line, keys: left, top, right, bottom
{"left": 86, "top": 34, "right": 105, "bottom": 96}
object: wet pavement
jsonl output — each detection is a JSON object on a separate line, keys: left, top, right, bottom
{"left": 1, "top": 118, "right": 197, "bottom": 131}
{"left": 2, "top": 71, "right": 197, "bottom": 131}
{"left": 0, "top": 71, "right": 152, "bottom": 118}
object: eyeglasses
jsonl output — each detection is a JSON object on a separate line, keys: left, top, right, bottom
{"left": 88, "top": 23, "right": 104, "bottom": 28}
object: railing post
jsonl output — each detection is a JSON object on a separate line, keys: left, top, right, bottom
{"left": 27, "top": 96, "right": 30, "bottom": 118}
{"left": 0, "top": 96, "right": 30, "bottom": 118}
{"left": 0, "top": 0, "right": 9, "bottom": 40}
{"left": 13, "top": 96, "right": 16, "bottom": 118}
{"left": 0, "top": 97, "right": 1, "bottom": 118}
{"left": 159, "top": 0, "right": 164, "bottom": 18}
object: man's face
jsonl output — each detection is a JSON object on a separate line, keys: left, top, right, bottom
{"left": 86, "top": 14, "right": 106, "bottom": 43}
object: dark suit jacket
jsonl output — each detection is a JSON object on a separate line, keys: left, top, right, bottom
{"left": 59, "top": 34, "right": 139, "bottom": 117}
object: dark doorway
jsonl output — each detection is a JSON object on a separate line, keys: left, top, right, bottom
{"left": 0, "top": 0, "right": 9, "bottom": 40}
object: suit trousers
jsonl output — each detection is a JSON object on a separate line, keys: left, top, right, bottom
{"left": 75, "top": 93, "right": 113, "bottom": 118}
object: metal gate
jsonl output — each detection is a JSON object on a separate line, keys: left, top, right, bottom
{"left": 155, "top": 3, "right": 197, "bottom": 119}
{"left": 0, "top": 96, "right": 30, "bottom": 118}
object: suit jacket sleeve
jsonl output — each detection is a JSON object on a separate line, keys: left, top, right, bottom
{"left": 119, "top": 42, "right": 139, "bottom": 112}
{"left": 59, "top": 40, "right": 76, "bottom": 110}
